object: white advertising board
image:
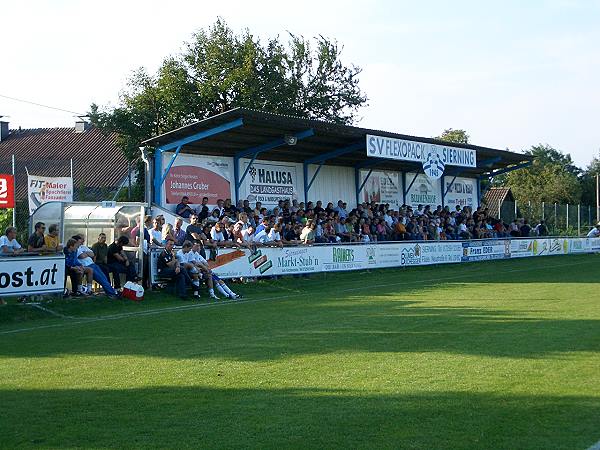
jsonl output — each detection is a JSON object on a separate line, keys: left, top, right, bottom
{"left": 28, "top": 175, "right": 73, "bottom": 214}
{"left": 162, "top": 153, "right": 234, "bottom": 211}
{"left": 360, "top": 170, "right": 403, "bottom": 207}
{"left": 405, "top": 173, "right": 441, "bottom": 208}
{"left": 444, "top": 176, "right": 478, "bottom": 209}
{"left": 0, "top": 255, "right": 66, "bottom": 297}
{"left": 150, "top": 237, "right": 599, "bottom": 282}
{"left": 240, "top": 161, "right": 300, "bottom": 209}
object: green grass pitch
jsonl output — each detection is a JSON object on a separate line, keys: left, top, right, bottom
{"left": 1, "top": 254, "right": 599, "bottom": 449}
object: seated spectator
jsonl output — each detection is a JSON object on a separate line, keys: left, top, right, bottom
{"left": 107, "top": 236, "right": 138, "bottom": 289}
{"left": 28, "top": 222, "right": 48, "bottom": 253}
{"left": 300, "top": 219, "right": 316, "bottom": 244}
{"left": 44, "top": 224, "right": 62, "bottom": 252}
{"left": 0, "top": 227, "right": 24, "bottom": 254}
{"left": 255, "top": 217, "right": 269, "bottom": 234}
{"left": 267, "top": 223, "right": 284, "bottom": 247}
{"left": 162, "top": 223, "right": 175, "bottom": 244}
{"left": 196, "top": 196, "right": 210, "bottom": 221}
{"left": 64, "top": 238, "right": 94, "bottom": 296}
{"left": 253, "top": 224, "right": 271, "bottom": 245}
{"left": 157, "top": 237, "right": 193, "bottom": 300}
{"left": 74, "top": 234, "right": 118, "bottom": 298}
{"left": 191, "top": 241, "right": 240, "bottom": 299}
{"left": 206, "top": 209, "right": 220, "bottom": 224}
{"left": 175, "top": 241, "right": 203, "bottom": 299}
{"left": 210, "top": 222, "right": 233, "bottom": 247}
{"left": 172, "top": 218, "right": 186, "bottom": 246}
{"left": 175, "top": 196, "right": 195, "bottom": 218}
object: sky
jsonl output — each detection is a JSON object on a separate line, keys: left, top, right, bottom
{"left": 1, "top": 0, "right": 599, "bottom": 169}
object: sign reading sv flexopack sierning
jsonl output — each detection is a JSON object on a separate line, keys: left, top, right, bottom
{"left": 0, "top": 255, "right": 66, "bottom": 297}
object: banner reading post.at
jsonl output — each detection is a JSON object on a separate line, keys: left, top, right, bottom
{"left": 27, "top": 174, "right": 73, "bottom": 213}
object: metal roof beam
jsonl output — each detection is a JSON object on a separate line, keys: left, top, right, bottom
{"left": 157, "top": 118, "right": 244, "bottom": 152}
{"left": 487, "top": 161, "right": 532, "bottom": 178}
{"left": 479, "top": 156, "right": 502, "bottom": 168}
{"left": 235, "top": 129, "right": 314, "bottom": 160}
{"left": 304, "top": 141, "right": 364, "bottom": 165}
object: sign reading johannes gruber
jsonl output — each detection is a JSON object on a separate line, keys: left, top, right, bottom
{"left": 366, "top": 135, "right": 476, "bottom": 179}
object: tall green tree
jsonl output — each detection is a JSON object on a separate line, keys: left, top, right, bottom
{"left": 90, "top": 18, "right": 368, "bottom": 170}
{"left": 493, "top": 144, "right": 582, "bottom": 204}
{"left": 580, "top": 151, "right": 600, "bottom": 206}
{"left": 436, "top": 128, "right": 469, "bottom": 144}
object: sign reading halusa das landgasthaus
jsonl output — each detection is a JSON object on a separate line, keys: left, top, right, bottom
{"left": 366, "top": 135, "right": 476, "bottom": 180}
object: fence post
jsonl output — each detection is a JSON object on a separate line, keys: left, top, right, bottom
{"left": 577, "top": 204, "right": 581, "bottom": 236}
{"left": 542, "top": 201, "right": 545, "bottom": 220}
{"left": 554, "top": 202, "right": 557, "bottom": 232}
{"left": 498, "top": 199, "right": 501, "bottom": 220}
{"left": 514, "top": 200, "right": 518, "bottom": 218}
{"left": 566, "top": 203, "right": 569, "bottom": 230}
{"left": 590, "top": 205, "right": 592, "bottom": 227}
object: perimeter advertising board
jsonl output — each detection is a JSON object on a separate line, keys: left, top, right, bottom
{"left": 360, "top": 170, "right": 403, "bottom": 207}
{"left": 162, "top": 153, "right": 233, "bottom": 211}
{"left": 405, "top": 172, "right": 441, "bottom": 208}
{"left": 0, "top": 255, "right": 66, "bottom": 297}
{"left": 150, "top": 237, "right": 597, "bottom": 282}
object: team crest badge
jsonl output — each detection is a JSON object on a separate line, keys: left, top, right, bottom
{"left": 422, "top": 145, "right": 445, "bottom": 179}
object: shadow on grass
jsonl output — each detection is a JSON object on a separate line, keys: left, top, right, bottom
{"left": 1, "top": 386, "right": 599, "bottom": 449}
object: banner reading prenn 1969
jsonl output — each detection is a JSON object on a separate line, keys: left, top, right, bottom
{"left": 27, "top": 174, "right": 73, "bottom": 214}
{"left": 0, "top": 255, "right": 66, "bottom": 297}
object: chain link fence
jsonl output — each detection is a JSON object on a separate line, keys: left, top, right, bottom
{"left": 498, "top": 201, "right": 597, "bottom": 236}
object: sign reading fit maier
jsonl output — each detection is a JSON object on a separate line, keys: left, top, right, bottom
{"left": 27, "top": 175, "right": 73, "bottom": 214}
{"left": 241, "top": 161, "right": 298, "bottom": 208}
{"left": 405, "top": 172, "right": 440, "bottom": 208}
{"left": 360, "top": 170, "right": 402, "bottom": 207}
{"left": 163, "top": 153, "right": 233, "bottom": 209}
{"left": 366, "top": 135, "right": 477, "bottom": 179}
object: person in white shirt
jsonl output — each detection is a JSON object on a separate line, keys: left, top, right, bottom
{"left": 150, "top": 218, "right": 162, "bottom": 246}
{"left": 175, "top": 242, "right": 202, "bottom": 298}
{"left": 267, "top": 223, "right": 283, "bottom": 247}
{"left": 253, "top": 226, "right": 270, "bottom": 245}
{"left": 189, "top": 242, "right": 241, "bottom": 299}
{"left": 587, "top": 224, "right": 600, "bottom": 238}
{"left": 210, "top": 222, "right": 232, "bottom": 247}
{"left": 0, "top": 227, "right": 24, "bottom": 254}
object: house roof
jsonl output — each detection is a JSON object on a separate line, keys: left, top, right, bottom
{"left": 0, "top": 126, "right": 129, "bottom": 201}
{"left": 483, "top": 187, "right": 515, "bottom": 217}
{"left": 143, "top": 107, "right": 533, "bottom": 176}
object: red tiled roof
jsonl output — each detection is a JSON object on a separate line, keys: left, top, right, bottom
{"left": 0, "top": 126, "right": 129, "bottom": 201}
{"left": 483, "top": 187, "right": 514, "bottom": 217}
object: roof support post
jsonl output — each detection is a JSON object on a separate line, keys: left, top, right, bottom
{"left": 477, "top": 176, "right": 482, "bottom": 207}
{"left": 357, "top": 169, "right": 374, "bottom": 197}
{"left": 303, "top": 162, "right": 324, "bottom": 204}
{"left": 404, "top": 170, "right": 421, "bottom": 199}
{"left": 233, "top": 128, "right": 314, "bottom": 202}
{"left": 152, "top": 118, "right": 244, "bottom": 205}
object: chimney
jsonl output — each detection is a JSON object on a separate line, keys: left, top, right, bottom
{"left": 74, "top": 120, "right": 91, "bottom": 133}
{"left": 0, "top": 121, "right": 8, "bottom": 142}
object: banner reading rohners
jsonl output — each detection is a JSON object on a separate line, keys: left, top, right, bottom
{"left": 27, "top": 174, "right": 73, "bottom": 214}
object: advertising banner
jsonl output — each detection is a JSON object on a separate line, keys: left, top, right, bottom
{"left": 241, "top": 161, "right": 299, "bottom": 209}
{"left": 366, "top": 135, "right": 476, "bottom": 168}
{"left": 405, "top": 173, "right": 441, "bottom": 208}
{"left": 360, "top": 170, "right": 403, "bottom": 207}
{"left": 163, "top": 153, "right": 233, "bottom": 210}
{"left": 27, "top": 175, "right": 73, "bottom": 214}
{"left": 150, "top": 237, "right": 599, "bottom": 282}
{"left": 444, "top": 177, "right": 477, "bottom": 209}
{"left": 0, "top": 174, "right": 15, "bottom": 209}
{"left": 0, "top": 255, "right": 66, "bottom": 297}
{"left": 461, "top": 239, "right": 510, "bottom": 262}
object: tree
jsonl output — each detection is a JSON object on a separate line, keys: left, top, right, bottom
{"left": 492, "top": 144, "right": 582, "bottom": 204}
{"left": 90, "top": 19, "right": 368, "bottom": 195}
{"left": 436, "top": 128, "right": 469, "bottom": 144}
{"left": 580, "top": 151, "right": 600, "bottom": 206}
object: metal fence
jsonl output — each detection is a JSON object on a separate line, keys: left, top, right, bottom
{"left": 498, "top": 201, "right": 597, "bottom": 236}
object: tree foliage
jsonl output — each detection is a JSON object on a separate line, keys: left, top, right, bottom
{"left": 436, "top": 128, "right": 469, "bottom": 144}
{"left": 579, "top": 151, "right": 600, "bottom": 206}
{"left": 493, "top": 144, "right": 582, "bottom": 204}
{"left": 90, "top": 18, "right": 368, "bottom": 164}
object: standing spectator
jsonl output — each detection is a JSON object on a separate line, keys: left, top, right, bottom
{"left": 535, "top": 220, "right": 549, "bottom": 236}
{"left": 107, "top": 236, "right": 137, "bottom": 289}
{"left": 92, "top": 233, "right": 110, "bottom": 280}
{"left": 172, "top": 218, "right": 186, "bottom": 246}
{"left": 520, "top": 219, "right": 532, "bottom": 237}
{"left": 150, "top": 218, "right": 162, "bottom": 246}
{"left": 157, "top": 237, "right": 192, "bottom": 300}
{"left": 0, "top": 227, "right": 24, "bottom": 254}
{"left": 44, "top": 224, "right": 62, "bottom": 252}
{"left": 28, "top": 222, "right": 48, "bottom": 252}
{"left": 175, "top": 196, "right": 195, "bottom": 218}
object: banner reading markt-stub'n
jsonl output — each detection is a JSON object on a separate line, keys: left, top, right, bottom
{"left": 27, "top": 174, "right": 73, "bottom": 214}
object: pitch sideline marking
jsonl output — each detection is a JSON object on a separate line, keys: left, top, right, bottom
{"left": 0, "top": 258, "right": 591, "bottom": 336}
